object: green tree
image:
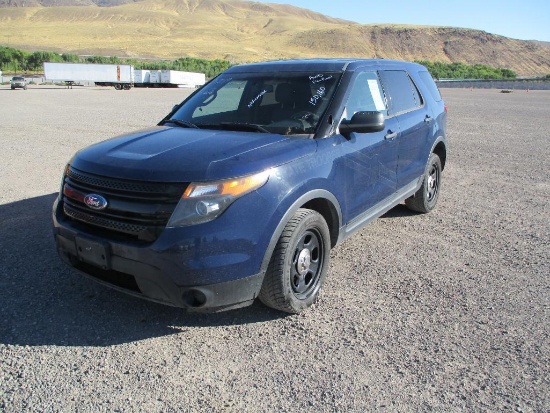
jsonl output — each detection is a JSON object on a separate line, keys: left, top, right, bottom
{"left": 415, "top": 60, "right": 516, "bottom": 80}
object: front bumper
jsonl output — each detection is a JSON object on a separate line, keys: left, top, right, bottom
{"left": 53, "top": 198, "right": 267, "bottom": 311}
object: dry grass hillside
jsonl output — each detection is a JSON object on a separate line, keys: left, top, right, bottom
{"left": 1, "top": 0, "right": 549, "bottom": 76}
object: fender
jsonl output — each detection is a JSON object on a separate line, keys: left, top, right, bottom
{"left": 259, "top": 189, "right": 343, "bottom": 273}
{"left": 430, "top": 135, "right": 448, "bottom": 169}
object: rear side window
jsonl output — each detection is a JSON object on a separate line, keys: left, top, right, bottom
{"left": 379, "top": 70, "right": 423, "bottom": 115}
{"left": 418, "top": 71, "right": 443, "bottom": 102}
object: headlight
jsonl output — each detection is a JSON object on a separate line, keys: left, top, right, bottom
{"left": 167, "top": 170, "right": 270, "bottom": 227}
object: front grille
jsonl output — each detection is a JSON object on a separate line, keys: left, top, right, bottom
{"left": 63, "top": 204, "right": 149, "bottom": 235}
{"left": 67, "top": 168, "right": 181, "bottom": 195}
{"left": 61, "top": 166, "right": 187, "bottom": 242}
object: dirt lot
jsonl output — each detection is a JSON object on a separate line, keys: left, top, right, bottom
{"left": 0, "top": 86, "right": 548, "bottom": 412}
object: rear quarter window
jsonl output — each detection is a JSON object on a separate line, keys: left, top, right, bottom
{"left": 418, "top": 71, "right": 443, "bottom": 102}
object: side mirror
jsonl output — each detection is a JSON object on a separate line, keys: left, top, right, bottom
{"left": 339, "top": 111, "right": 385, "bottom": 138}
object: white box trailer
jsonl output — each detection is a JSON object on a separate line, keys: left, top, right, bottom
{"left": 149, "top": 70, "right": 162, "bottom": 85}
{"left": 43, "top": 62, "right": 134, "bottom": 89}
{"left": 160, "top": 70, "right": 206, "bottom": 88}
{"left": 134, "top": 69, "right": 151, "bottom": 84}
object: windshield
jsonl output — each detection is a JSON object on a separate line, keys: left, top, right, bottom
{"left": 168, "top": 71, "right": 341, "bottom": 135}
{"left": 12, "top": 77, "right": 24, "bottom": 81}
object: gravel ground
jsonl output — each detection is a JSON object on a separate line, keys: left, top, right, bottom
{"left": 0, "top": 85, "right": 548, "bottom": 412}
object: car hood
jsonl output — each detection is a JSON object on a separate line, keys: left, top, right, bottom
{"left": 70, "top": 126, "right": 317, "bottom": 182}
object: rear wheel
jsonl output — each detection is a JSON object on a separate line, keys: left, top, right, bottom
{"left": 406, "top": 153, "right": 442, "bottom": 213}
{"left": 259, "top": 208, "right": 331, "bottom": 313}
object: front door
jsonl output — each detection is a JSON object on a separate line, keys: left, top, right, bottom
{"left": 336, "top": 71, "right": 399, "bottom": 222}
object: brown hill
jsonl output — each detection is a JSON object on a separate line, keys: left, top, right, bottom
{"left": 1, "top": 0, "right": 549, "bottom": 76}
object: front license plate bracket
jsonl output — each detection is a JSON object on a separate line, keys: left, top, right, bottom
{"left": 75, "top": 237, "right": 111, "bottom": 270}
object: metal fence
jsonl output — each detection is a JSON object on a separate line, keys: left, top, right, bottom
{"left": 437, "top": 79, "right": 550, "bottom": 90}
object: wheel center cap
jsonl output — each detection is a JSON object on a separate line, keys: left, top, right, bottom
{"left": 428, "top": 175, "right": 435, "bottom": 189}
{"left": 297, "top": 249, "right": 311, "bottom": 276}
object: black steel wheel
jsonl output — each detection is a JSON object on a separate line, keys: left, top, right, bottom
{"left": 259, "top": 208, "right": 331, "bottom": 313}
{"left": 406, "top": 152, "right": 442, "bottom": 213}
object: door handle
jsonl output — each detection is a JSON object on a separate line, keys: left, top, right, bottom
{"left": 385, "top": 130, "right": 398, "bottom": 140}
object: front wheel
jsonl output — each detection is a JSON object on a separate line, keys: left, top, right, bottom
{"left": 259, "top": 209, "right": 331, "bottom": 313}
{"left": 405, "top": 152, "right": 442, "bottom": 213}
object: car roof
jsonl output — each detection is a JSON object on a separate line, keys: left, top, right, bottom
{"left": 225, "top": 58, "right": 426, "bottom": 73}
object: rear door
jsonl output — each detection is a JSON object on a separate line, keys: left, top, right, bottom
{"left": 379, "top": 70, "right": 431, "bottom": 188}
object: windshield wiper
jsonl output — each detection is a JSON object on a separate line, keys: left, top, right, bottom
{"left": 218, "top": 122, "right": 270, "bottom": 133}
{"left": 166, "top": 119, "right": 200, "bottom": 129}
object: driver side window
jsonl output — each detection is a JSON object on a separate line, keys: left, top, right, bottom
{"left": 345, "top": 72, "right": 387, "bottom": 118}
{"left": 192, "top": 79, "right": 246, "bottom": 118}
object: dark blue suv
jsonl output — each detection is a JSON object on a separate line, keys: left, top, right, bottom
{"left": 53, "top": 59, "right": 447, "bottom": 313}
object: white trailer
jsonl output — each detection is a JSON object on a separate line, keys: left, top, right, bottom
{"left": 134, "top": 69, "right": 151, "bottom": 84}
{"left": 160, "top": 70, "right": 206, "bottom": 88}
{"left": 149, "top": 70, "right": 162, "bottom": 85}
{"left": 43, "top": 62, "right": 134, "bottom": 89}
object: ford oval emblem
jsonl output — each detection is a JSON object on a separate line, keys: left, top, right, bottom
{"left": 84, "top": 194, "right": 108, "bottom": 210}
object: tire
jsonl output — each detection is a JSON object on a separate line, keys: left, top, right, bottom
{"left": 259, "top": 208, "right": 331, "bottom": 313}
{"left": 405, "top": 152, "right": 442, "bottom": 213}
